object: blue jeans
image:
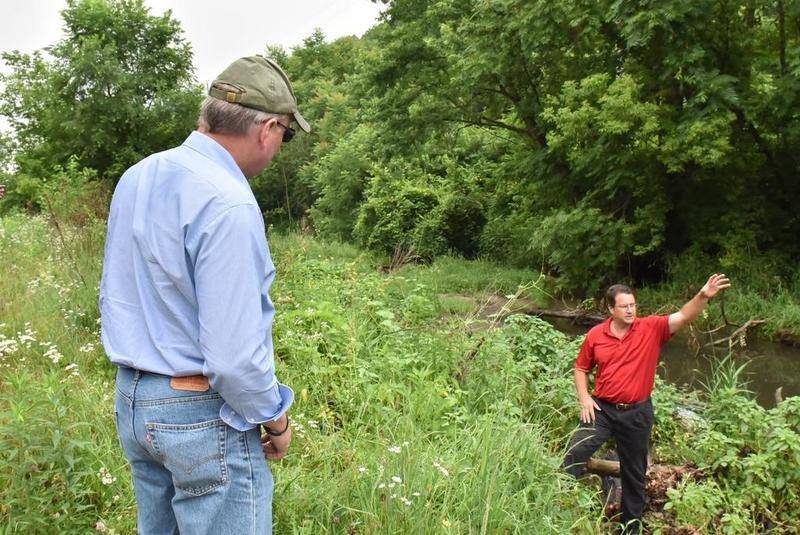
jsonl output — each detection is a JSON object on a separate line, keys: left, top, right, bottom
{"left": 115, "top": 367, "right": 273, "bottom": 534}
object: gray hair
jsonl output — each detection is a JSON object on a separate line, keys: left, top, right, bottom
{"left": 197, "top": 89, "right": 286, "bottom": 135}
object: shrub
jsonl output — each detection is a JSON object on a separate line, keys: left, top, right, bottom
{"left": 309, "top": 125, "right": 375, "bottom": 239}
{"left": 530, "top": 206, "right": 630, "bottom": 293}
{"left": 353, "top": 164, "right": 442, "bottom": 259}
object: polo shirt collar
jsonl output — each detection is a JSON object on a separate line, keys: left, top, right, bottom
{"left": 182, "top": 131, "right": 248, "bottom": 184}
{"left": 602, "top": 316, "right": 639, "bottom": 337}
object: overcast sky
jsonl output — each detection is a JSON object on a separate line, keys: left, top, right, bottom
{"left": 0, "top": 0, "right": 385, "bottom": 131}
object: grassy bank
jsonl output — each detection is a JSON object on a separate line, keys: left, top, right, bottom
{"left": 0, "top": 215, "right": 595, "bottom": 533}
{"left": 1, "top": 213, "right": 799, "bottom": 533}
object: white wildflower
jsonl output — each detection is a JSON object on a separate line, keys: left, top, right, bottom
{"left": 44, "top": 345, "right": 63, "bottom": 364}
{"left": 79, "top": 343, "right": 95, "bottom": 353}
{"left": 0, "top": 337, "right": 19, "bottom": 355}
{"left": 400, "top": 496, "right": 412, "bottom": 506}
{"left": 391, "top": 476, "right": 402, "bottom": 484}
{"left": 378, "top": 483, "right": 386, "bottom": 489}
{"left": 98, "top": 467, "right": 116, "bottom": 486}
{"left": 358, "top": 466, "right": 368, "bottom": 474}
{"left": 94, "top": 520, "right": 108, "bottom": 533}
{"left": 64, "top": 363, "right": 80, "bottom": 378}
{"left": 433, "top": 461, "right": 449, "bottom": 477}
{"left": 18, "top": 325, "right": 38, "bottom": 348}
{"left": 387, "top": 445, "right": 401, "bottom": 454}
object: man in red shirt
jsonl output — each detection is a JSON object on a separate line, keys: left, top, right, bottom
{"left": 564, "top": 273, "right": 730, "bottom": 533}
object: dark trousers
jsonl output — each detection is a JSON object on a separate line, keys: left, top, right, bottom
{"left": 563, "top": 398, "right": 654, "bottom": 534}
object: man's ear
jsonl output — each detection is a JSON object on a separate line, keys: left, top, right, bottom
{"left": 257, "top": 118, "right": 276, "bottom": 146}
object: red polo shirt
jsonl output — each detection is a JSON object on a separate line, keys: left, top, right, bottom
{"left": 574, "top": 315, "right": 671, "bottom": 404}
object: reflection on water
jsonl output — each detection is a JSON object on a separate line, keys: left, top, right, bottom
{"left": 545, "top": 318, "right": 800, "bottom": 407}
{"left": 659, "top": 333, "right": 800, "bottom": 407}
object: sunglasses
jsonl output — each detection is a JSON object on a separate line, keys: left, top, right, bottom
{"left": 274, "top": 122, "right": 295, "bottom": 143}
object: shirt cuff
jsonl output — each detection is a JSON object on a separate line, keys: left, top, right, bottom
{"left": 218, "top": 383, "right": 294, "bottom": 432}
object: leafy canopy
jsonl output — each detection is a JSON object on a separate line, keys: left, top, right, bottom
{"left": 0, "top": 0, "right": 201, "bottom": 182}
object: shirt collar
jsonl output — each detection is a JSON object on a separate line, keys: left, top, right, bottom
{"left": 182, "top": 131, "right": 248, "bottom": 184}
{"left": 602, "top": 316, "right": 639, "bottom": 337}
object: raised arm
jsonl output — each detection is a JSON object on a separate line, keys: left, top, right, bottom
{"left": 668, "top": 273, "right": 731, "bottom": 334}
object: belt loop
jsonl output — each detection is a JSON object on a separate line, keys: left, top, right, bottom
{"left": 130, "top": 370, "right": 141, "bottom": 405}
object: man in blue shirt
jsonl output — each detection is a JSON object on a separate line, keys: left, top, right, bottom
{"left": 100, "top": 56, "right": 310, "bottom": 534}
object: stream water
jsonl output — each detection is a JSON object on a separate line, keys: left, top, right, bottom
{"left": 546, "top": 318, "right": 800, "bottom": 407}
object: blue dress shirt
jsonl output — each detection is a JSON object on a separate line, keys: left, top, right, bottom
{"left": 100, "top": 131, "right": 293, "bottom": 431}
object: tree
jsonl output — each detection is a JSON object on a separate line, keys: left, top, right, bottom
{"left": 345, "top": 0, "right": 800, "bottom": 290}
{"left": 0, "top": 0, "right": 202, "bottom": 182}
{"left": 252, "top": 30, "right": 374, "bottom": 228}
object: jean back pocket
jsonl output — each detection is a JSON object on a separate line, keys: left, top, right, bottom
{"left": 147, "top": 419, "right": 228, "bottom": 496}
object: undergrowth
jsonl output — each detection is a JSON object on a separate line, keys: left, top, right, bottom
{"left": 1, "top": 210, "right": 797, "bottom": 533}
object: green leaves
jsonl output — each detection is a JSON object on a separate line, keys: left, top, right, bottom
{"left": 4, "top": 0, "right": 800, "bottom": 296}
{"left": 0, "top": 0, "right": 201, "bottom": 183}
{"left": 291, "top": 0, "right": 800, "bottom": 293}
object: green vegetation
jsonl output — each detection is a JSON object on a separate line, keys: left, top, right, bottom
{"left": 4, "top": 0, "right": 800, "bottom": 335}
{"left": 0, "top": 0, "right": 201, "bottom": 208}
{"left": 1, "top": 203, "right": 799, "bottom": 532}
{"left": 265, "top": 0, "right": 800, "bottom": 298}
{"left": 2, "top": 0, "right": 800, "bottom": 532}
{"left": 664, "top": 355, "right": 800, "bottom": 533}
{"left": 0, "top": 207, "right": 597, "bottom": 533}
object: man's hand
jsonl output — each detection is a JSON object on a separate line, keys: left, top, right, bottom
{"left": 670, "top": 273, "right": 732, "bottom": 334}
{"left": 260, "top": 415, "right": 291, "bottom": 460}
{"left": 700, "top": 273, "right": 731, "bottom": 300}
{"left": 579, "top": 394, "right": 601, "bottom": 424}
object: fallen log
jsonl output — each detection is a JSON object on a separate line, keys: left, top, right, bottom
{"left": 586, "top": 457, "right": 620, "bottom": 477}
{"left": 524, "top": 308, "right": 606, "bottom": 325}
{"left": 585, "top": 457, "right": 703, "bottom": 519}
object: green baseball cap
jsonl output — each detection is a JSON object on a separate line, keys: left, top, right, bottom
{"left": 209, "top": 55, "right": 311, "bottom": 133}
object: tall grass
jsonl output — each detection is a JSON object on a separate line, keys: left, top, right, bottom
{"left": 0, "top": 215, "right": 596, "bottom": 533}
{"left": 4, "top": 208, "right": 798, "bottom": 532}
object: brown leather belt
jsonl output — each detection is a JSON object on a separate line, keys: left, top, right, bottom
{"left": 170, "top": 375, "right": 210, "bottom": 392}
